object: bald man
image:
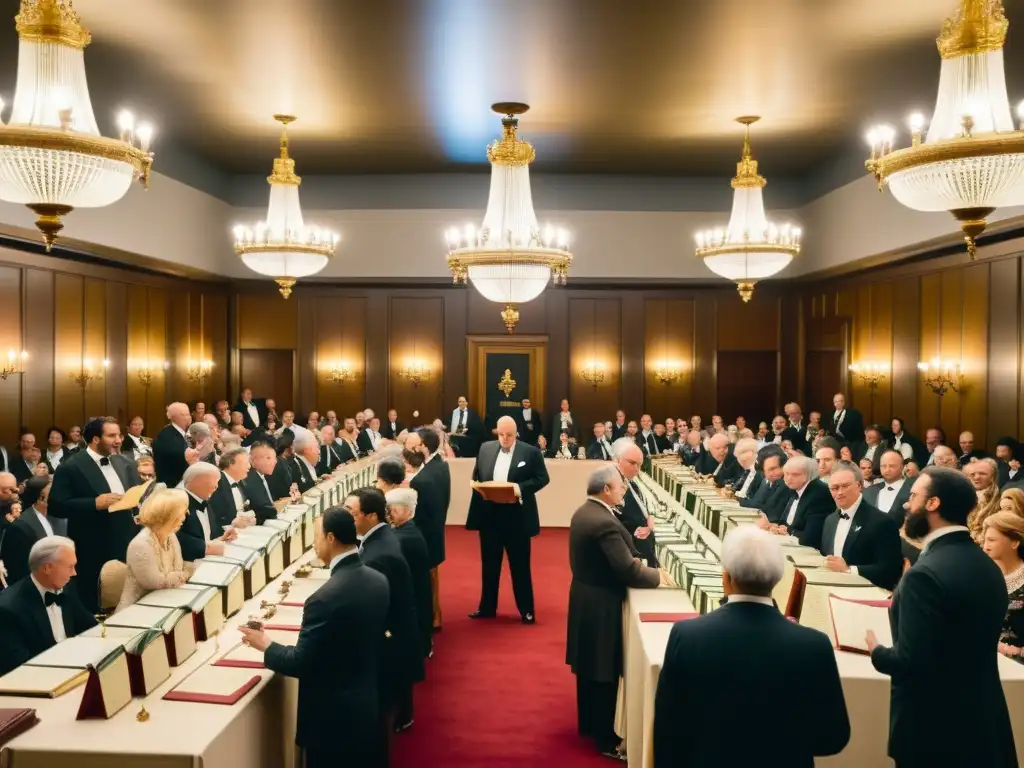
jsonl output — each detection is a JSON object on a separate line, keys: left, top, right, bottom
{"left": 466, "top": 415, "right": 550, "bottom": 623}
{"left": 152, "top": 402, "right": 199, "bottom": 487}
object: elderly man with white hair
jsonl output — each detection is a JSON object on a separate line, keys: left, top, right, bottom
{"left": 613, "top": 438, "right": 659, "bottom": 567}
{"left": 696, "top": 432, "right": 743, "bottom": 487}
{"left": 287, "top": 427, "right": 321, "bottom": 494}
{"left": 387, "top": 487, "right": 433, "bottom": 659}
{"left": 177, "top": 462, "right": 237, "bottom": 562}
{"left": 0, "top": 535, "right": 98, "bottom": 675}
{"left": 731, "top": 438, "right": 763, "bottom": 499}
{"left": 153, "top": 401, "right": 199, "bottom": 488}
{"left": 654, "top": 525, "right": 849, "bottom": 765}
{"left": 761, "top": 454, "right": 835, "bottom": 550}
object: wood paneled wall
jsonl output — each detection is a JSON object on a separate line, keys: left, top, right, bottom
{"left": 0, "top": 248, "right": 229, "bottom": 446}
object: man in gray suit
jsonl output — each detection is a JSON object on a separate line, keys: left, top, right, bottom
{"left": 862, "top": 450, "right": 911, "bottom": 526}
{"left": 1, "top": 475, "right": 67, "bottom": 584}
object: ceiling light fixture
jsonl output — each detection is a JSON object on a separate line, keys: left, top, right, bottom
{"left": 445, "top": 103, "right": 572, "bottom": 334}
{"left": 0, "top": 0, "right": 154, "bottom": 250}
{"left": 233, "top": 115, "right": 338, "bottom": 298}
{"left": 866, "top": 0, "right": 1024, "bottom": 260}
{"left": 695, "top": 117, "right": 801, "bottom": 302}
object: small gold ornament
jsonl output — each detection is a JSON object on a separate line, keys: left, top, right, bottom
{"left": 136, "top": 704, "right": 150, "bottom": 722}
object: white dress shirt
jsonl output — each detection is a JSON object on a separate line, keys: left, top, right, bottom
{"left": 875, "top": 477, "right": 906, "bottom": 514}
{"left": 736, "top": 467, "right": 757, "bottom": 497}
{"left": 921, "top": 524, "right": 971, "bottom": 552}
{"left": 86, "top": 447, "right": 126, "bottom": 494}
{"left": 451, "top": 408, "right": 468, "bottom": 433}
{"left": 863, "top": 444, "right": 878, "bottom": 462}
{"left": 32, "top": 575, "right": 66, "bottom": 642}
{"left": 785, "top": 483, "right": 809, "bottom": 526}
{"left": 46, "top": 449, "right": 65, "bottom": 469}
{"left": 224, "top": 472, "right": 245, "bottom": 515}
{"left": 256, "top": 471, "right": 273, "bottom": 500}
{"left": 833, "top": 409, "right": 846, "bottom": 433}
{"left": 33, "top": 507, "right": 54, "bottom": 537}
{"left": 726, "top": 594, "right": 774, "bottom": 607}
{"left": 493, "top": 445, "right": 514, "bottom": 483}
{"left": 590, "top": 497, "right": 619, "bottom": 518}
{"left": 187, "top": 490, "right": 212, "bottom": 542}
{"left": 244, "top": 401, "right": 260, "bottom": 426}
{"left": 368, "top": 430, "right": 381, "bottom": 451}
{"left": 832, "top": 496, "right": 863, "bottom": 561}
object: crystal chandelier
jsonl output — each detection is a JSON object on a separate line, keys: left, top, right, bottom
{"left": 233, "top": 115, "right": 338, "bottom": 298}
{"left": 695, "top": 117, "right": 801, "bottom": 302}
{"left": 866, "top": 0, "right": 1024, "bottom": 260}
{"left": 0, "top": 0, "right": 154, "bottom": 250}
{"left": 445, "top": 103, "right": 572, "bottom": 334}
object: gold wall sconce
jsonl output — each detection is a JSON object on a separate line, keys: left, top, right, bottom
{"left": 848, "top": 361, "right": 890, "bottom": 390}
{"left": 917, "top": 358, "right": 962, "bottom": 396}
{"left": 399, "top": 359, "right": 431, "bottom": 388}
{"left": 136, "top": 359, "right": 168, "bottom": 388}
{"left": 71, "top": 358, "right": 108, "bottom": 387}
{"left": 579, "top": 360, "right": 606, "bottom": 389}
{"left": 187, "top": 359, "right": 214, "bottom": 383}
{"left": 1, "top": 349, "right": 27, "bottom": 381}
{"left": 653, "top": 360, "right": 683, "bottom": 385}
{"left": 325, "top": 360, "right": 355, "bottom": 384}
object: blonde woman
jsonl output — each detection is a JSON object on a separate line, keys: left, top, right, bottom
{"left": 116, "top": 488, "right": 190, "bottom": 612}
{"left": 982, "top": 512, "right": 1024, "bottom": 662}
{"left": 1000, "top": 488, "right": 1024, "bottom": 520}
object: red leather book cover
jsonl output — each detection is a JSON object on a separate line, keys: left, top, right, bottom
{"left": 212, "top": 657, "right": 266, "bottom": 670}
{"left": 163, "top": 674, "right": 260, "bottom": 705}
{"left": 0, "top": 708, "right": 39, "bottom": 748}
{"left": 75, "top": 669, "right": 106, "bottom": 720}
{"left": 638, "top": 613, "right": 700, "bottom": 623}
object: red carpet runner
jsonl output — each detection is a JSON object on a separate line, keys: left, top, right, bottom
{"left": 391, "top": 527, "right": 611, "bottom": 768}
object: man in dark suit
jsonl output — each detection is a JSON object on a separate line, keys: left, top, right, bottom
{"left": 514, "top": 398, "right": 543, "bottom": 446}
{"left": 178, "top": 462, "right": 237, "bottom": 562}
{"left": 269, "top": 434, "right": 297, "bottom": 500}
{"left": 356, "top": 417, "right": 385, "bottom": 456}
{"left": 152, "top": 402, "right": 196, "bottom": 488}
{"left": 233, "top": 388, "right": 267, "bottom": 431}
{"left": 288, "top": 429, "right": 321, "bottom": 494}
{"left": 863, "top": 449, "right": 912, "bottom": 525}
{"left": 567, "top": 466, "right": 661, "bottom": 759}
{"left": 48, "top": 417, "right": 141, "bottom": 612}
{"left": 655, "top": 525, "right": 849, "bottom": 767}
{"left": 613, "top": 440, "right": 658, "bottom": 567}
{"left": 868, "top": 467, "right": 1016, "bottom": 768}
{"left": 208, "top": 448, "right": 251, "bottom": 530}
{"left": 1, "top": 476, "right": 67, "bottom": 584}
{"left": 466, "top": 415, "right": 550, "bottom": 623}
{"left": 610, "top": 410, "right": 628, "bottom": 441}
{"left": 825, "top": 392, "right": 864, "bottom": 445}
{"left": 242, "top": 441, "right": 280, "bottom": 524}
{"left": 347, "top": 487, "right": 425, "bottom": 735}
{"left": 730, "top": 438, "right": 763, "bottom": 501}
{"left": 956, "top": 430, "right": 988, "bottom": 468}
{"left": 407, "top": 428, "right": 450, "bottom": 630}
{"left": 381, "top": 409, "right": 404, "bottom": 441}
{"left": 548, "top": 399, "right": 579, "bottom": 445}
{"left": 634, "top": 414, "right": 660, "bottom": 458}
{"left": 315, "top": 425, "right": 345, "bottom": 474}
{"left": 386, "top": 487, "right": 434, "bottom": 660}
{"left": 819, "top": 461, "right": 902, "bottom": 590}
{"left": 448, "top": 396, "right": 485, "bottom": 458}
{"left": 740, "top": 451, "right": 787, "bottom": 514}
{"left": 0, "top": 535, "right": 98, "bottom": 675}
{"left": 586, "top": 422, "right": 615, "bottom": 460}
{"left": 9, "top": 433, "right": 37, "bottom": 485}
{"left": 768, "top": 455, "right": 833, "bottom": 549}
{"left": 240, "top": 506, "right": 390, "bottom": 768}
{"left": 697, "top": 434, "right": 743, "bottom": 487}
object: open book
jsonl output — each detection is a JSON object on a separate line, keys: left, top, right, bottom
{"left": 472, "top": 481, "right": 518, "bottom": 504}
{"left": 103, "top": 604, "right": 197, "bottom": 667}
{"left": 138, "top": 585, "right": 224, "bottom": 641}
{"left": 214, "top": 630, "right": 296, "bottom": 669}
{"left": 189, "top": 560, "right": 245, "bottom": 618}
{"left": 829, "top": 594, "right": 893, "bottom": 654}
{"left": 81, "top": 625, "right": 169, "bottom": 696}
{"left": 25, "top": 637, "right": 133, "bottom": 720}
{"left": 0, "top": 664, "right": 88, "bottom": 698}
{"left": 108, "top": 480, "right": 155, "bottom": 512}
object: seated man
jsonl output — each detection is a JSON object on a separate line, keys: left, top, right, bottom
{"left": 586, "top": 422, "right": 614, "bottom": 460}
{"left": 0, "top": 536, "right": 97, "bottom": 675}
{"left": 761, "top": 456, "right": 833, "bottom": 550}
{"left": 730, "top": 438, "right": 762, "bottom": 499}
{"left": 740, "top": 451, "right": 788, "bottom": 518}
{"left": 697, "top": 434, "right": 742, "bottom": 487}
{"left": 654, "top": 526, "right": 849, "bottom": 766}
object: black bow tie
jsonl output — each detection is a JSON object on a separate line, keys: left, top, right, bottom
{"left": 230, "top": 482, "right": 239, "bottom": 489}
{"left": 886, "top": 486, "right": 895, "bottom": 492}
{"left": 501, "top": 448, "right": 512, "bottom": 454}
{"left": 838, "top": 512, "right": 851, "bottom": 520}
{"left": 44, "top": 591, "right": 64, "bottom": 607}
{"left": 194, "top": 500, "right": 207, "bottom": 511}
{"left": 99, "top": 457, "right": 110, "bottom": 466}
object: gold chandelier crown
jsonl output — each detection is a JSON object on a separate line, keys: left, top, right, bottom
{"left": 937, "top": 0, "right": 1008, "bottom": 59}
{"left": 486, "top": 102, "right": 536, "bottom": 167}
{"left": 267, "top": 114, "right": 301, "bottom": 186}
{"left": 732, "top": 116, "right": 766, "bottom": 189}
{"left": 15, "top": 0, "right": 90, "bottom": 49}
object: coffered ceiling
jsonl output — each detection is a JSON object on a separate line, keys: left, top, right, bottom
{"left": 1, "top": 0, "right": 1021, "bottom": 177}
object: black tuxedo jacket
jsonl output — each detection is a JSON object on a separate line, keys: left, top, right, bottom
{"left": 263, "top": 554, "right": 389, "bottom": 752}
{"left": 862, "top": 480, "right": 912, "bottom": 526}
{"left": 466, "top": 441, "right": 550, "bottom": 538}
{"left": 381, "top": 420, "right": 404, "bottom": 440}
{"left": 777, "top": 480, "right": 834, "bottom": 550}
{"left": 449, "top": 408, "right": 485, "bottom": 458}
{"left": 177, "top": 493, "right": 214, "bottom": 563}
{"left": 680, "top": 444, "right": 703, "bottom": 468}
{"left": 0, "top": 575, "right": 98, "bottom": 675}
{"left": 359, "top": 526, "right": 427, "bottom": 700}
{"left": 356, "top": 429, "right": 384, "bottom": 456}
{"left": 410, "top": 456, "right": 450, "bottom": 568}
{"left": 548, "top": 412, "right": 579, "bottom": 444}
{"left": 586, "top": 438, "right": 614, "bottom": 461}
{"left": 957, "top": 448, "right": 989, "bottom": 468}
{"left": 825, "top": 408, "right": 864, "bottom": 445}
{"left": 316, "top": 443, "right": 345, "bottom": 475}
{"left": 732, "top": 468, "right": 764, "bottom": 501}
{"left": 514, "top": 408, "right": 544, "bottom": 445}
{"left": 9, "top": 456, "right": 35, "bottom": 484}
{"left": 240, "top": 468, "right": 278, "bottom": 524}
{"left": 617, "top": 476, "right": 658, "bottom": 567}
{"left": 392, "top": 522, "right": 434, "bottom": 657}
{"left": 152, "top": 424, "right": 189, "bottom": 488}
{"left": 634, "top": 431, "right": 660, "bottom": 458}
{"left": 120, "top": 434, "right": 150, "bottom": 458}
{"left": 820, "top": 501, "right": 902, "bottom": 590}
{"left": 268, "top": 456, "right": 294, "bottom": 499}
{"left": 710, "top": 454, "right": 744, "bottom": 488}
{"left": 209, "top": 473, "right": 246, "bottom": 531}
{"left": 1, "top": 510, "right": 68, "bottom": 584}
{"left": 288, "top": 456, "right": 317, "bottom": 494}
{"left": 610, "top": 421, "right": 629, "bottom": 441}
{"left": 233, "top": 398, "right": 267, "bottom": 430}
{"left": 48, "top": 450, "right": 141, "bottom": 611}
{"left": 334, "top": 439, "right": 359, "bottom": 464}
{"left": 655, "top": 601, "right": 849, "bottom": 767}
{"left": 871, "top": 531, "right": 1015, "bottom": 766}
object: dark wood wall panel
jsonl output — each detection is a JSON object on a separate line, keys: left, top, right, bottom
{"left": 22, "top": 269, "right": 54, "bottom": 438}
{"left": 144, "top": 288, "right": 170, "bottom": 431}
{"left": 988, "top": 259, "right": 1021, "bottom": 443}
{"left": 237, "top": 294, "right": 298, "bottom": 350}
{"left": 53, "top": 273, "right": 85, "bottom": 432}
{"left": 643, "top": 299, "right": 695, "bottom": 424}
{"left": 0, "top": 266, "right": 22, "bottom": 442}
{"left": 389, "top": 297, "right": 444, "bottom": 424}
{"left": 569, "top": 297, "right": 622, "bottom": 439}
{"left": 313, "top": 296, "right": 367, "bottom": 419}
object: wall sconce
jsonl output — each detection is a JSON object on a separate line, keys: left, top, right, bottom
{"left": 399, "top": 359, "right": 431, "bottom": 388}
{"left": 187, "top": 359, "right": 214, "bottom": 383}
{"left": 70, "top": 358, "right": 108, "bottom": 387}
{"left": 325, "top": 360, "right": 354, "bottom": 384}
{"left": 137, "top": 360, "right": 169, "bottom": 388}
{"left": 579, "top": 360, "right": 606, "bottom": 389}
{"left": 1, "top": 349, "right": 28, "bottom": 381}
{"left": 848, "top": 361, "right": 890, "bottom": 390}
{"left": 917, "top": 358, "right": 962, "bottom": 396}
{"left": 653, "top": 360, "right": 683, "bottom": 385}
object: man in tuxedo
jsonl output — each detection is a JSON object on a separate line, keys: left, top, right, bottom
{"left": 0, "top": 536, "right": 98, "bottom": 675}
{"left": 153, "top": 402, "right": 198, "bottom": 488}
{"left": 209, "top": 448, "right": 252, "bottom": 529}
{"left": 467, "top": 416, "right": 550, "bottom": 623}
{"left": 740, "top": 451, "right": 788, "bottom": 517}
{"left": 763, "top": 456, "right": 833, "bottom": 549}
{"left": 995, "top": 437, "right": 1021, "bottom": 488}
{"left": 863, "top": 450, "right": 912, "bottom": 525}
{"left": 820, "top": 462, "right": 902, "bottom": 590}
{"left": 288, "top": 429, "right": 321, "bottom": 493}
{"left": 385, "top": 487, "right": 434, "bottom": 660}
{"left": 567, "top": 466, "right": 662, "bottom": 759}
{"left": 868, "top": 467, "right": 1016, "bottom": 768}
{"left": 233, "top": 387, "right": 266, "bottom": 431}
{"left": 825, "top": 392, "right": 864, "bottom": 445}
{"left": 852, "top": 424, "right": 885, "bottom": 468}
{"left": 347, "top": 487, "right": 425, "bottom": 735}
{"left": 406, "top": 428, "right": 450, "bottom": 630}
{"left": 448, "top": 396, "right": 484, "bottom": 458}
{"left": 335, "top": 418, "right": 361, "bottom": 463}
{"left": 316, "top": 425, "right": 344, "bottom": 474}
{"left": 10, "top": 433, "right": 38, "bottom": 484}
{"left": 357, "top": 417, "right": 384, "bottom": 456}
{"left": 515, "top": 397, "right": 543, "bottom": 446}
{"left": 1, "top": 476, "right": 67, "bottom": 584}
{"left": 679, "top": 429, "right": 704, "bottom": 467}
{"left": 730, "top": 438, "right": 763, "bottom": 501}
{"left": 654, "top": 526, "right": 849, "bottom": 767}
{"left": 957, "top": 430, "right": 988, "bottom": 468}
{"left": 698, "top": 434, "right": 743, "bottom": 487}
{"left": 613, "top": 440, "right": 658, "bottom": 566}
{"left": 240, "top": 508, "right": 390, "bottom": 768}
{"left": 121, "top": 416, "right": 151, "bottom": 460}
{"left": 48, "top": 417, "right": 141, "bottom": 613}
{"left": 610, "top": 410, "right": 628, "bottom": 441}
{"left": 635, "top": 414, "right": 659, "bottom": 458}
{"left": 381, "top": 409, "right": 404, "bottom": 440}
{"left": 586, "top": 422, "right": 614, "bottom": 460}
{"left": 922, "top": 427, "right": 946, "bottom": 466}
{"left": 242, "top": 441, "right": 280, "bottom": 524}
{"left": 549, "top": 399, "right": 579, "bottom": 445}
{"left": 178, "top": 462, "right": 237, "bottom": 562}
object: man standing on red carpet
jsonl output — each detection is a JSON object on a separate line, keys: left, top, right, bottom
{"left": 467, "top": 415, "right": 549, "bottom": 624}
